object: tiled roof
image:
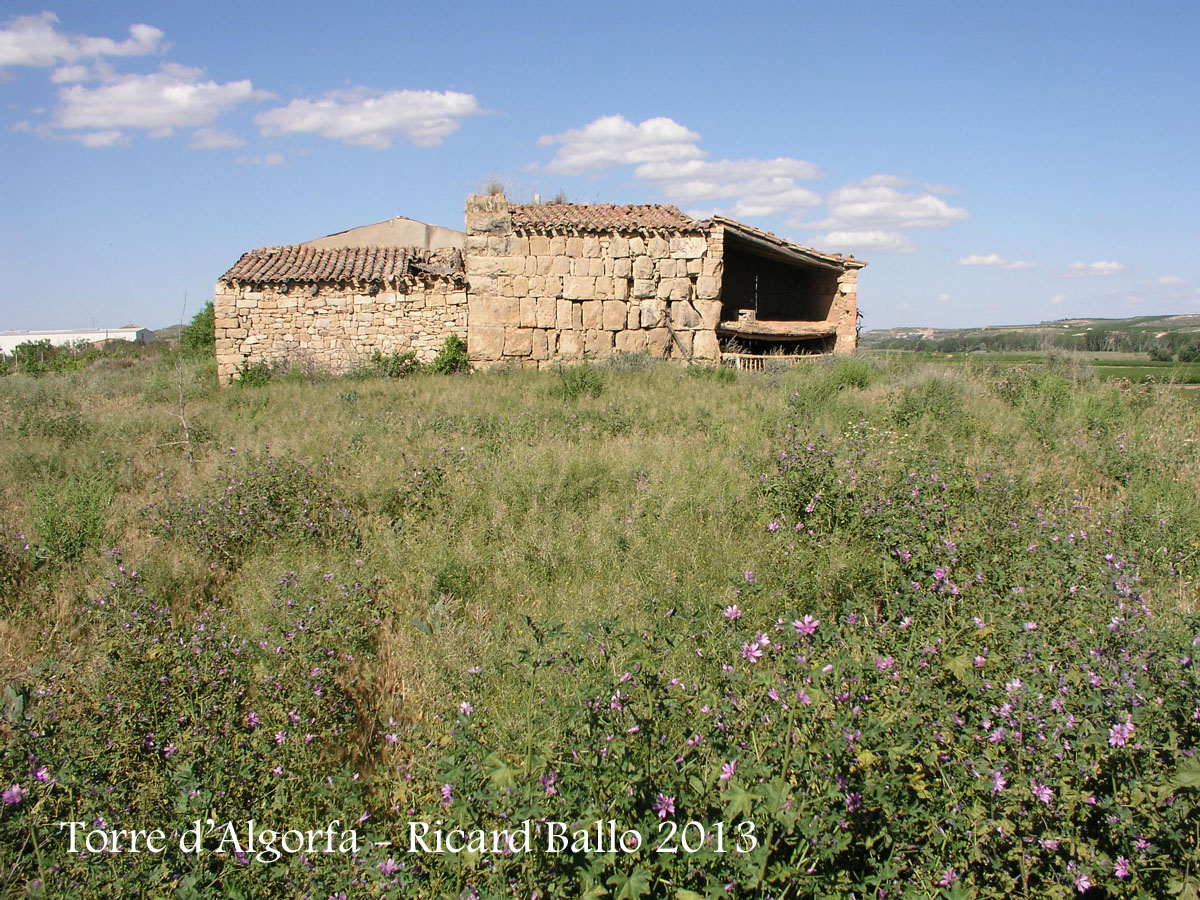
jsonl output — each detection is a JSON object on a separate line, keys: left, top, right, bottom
{"left": 713, "top": 217, "right": 867, "bottom": 269}
{"left": 509, "top": 202, "right": 702, "bottom": 234}
{"left": 220, "top": 246, "right": 465, "bottom": 286}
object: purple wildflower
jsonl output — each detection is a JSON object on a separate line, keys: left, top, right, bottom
{"left": 1114, "top": 857, "right": 1131, "bottom": 878}
{"left": 653, "top": 794, "right": 675, "bottom": 819}
{"left": 719, "top": 760, "right": 737, "bottom": 782}
{"left": 2, "top": 784, "right": 26, "bottom": 805}
{"left": 793, "top": 615, "right": 819, "bottom": 636}
{"left": 723, "top": 605, "right": 742, "bottom": 621}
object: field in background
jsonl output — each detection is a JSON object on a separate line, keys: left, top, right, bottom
{"left": 1, "top": 352, "right": 1198, "bottom": 898}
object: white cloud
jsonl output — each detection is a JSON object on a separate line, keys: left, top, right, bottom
{"left": 938, "top": 293, "right": 950, "bottom": 302}
{"left": 809, "top": 229, "right": 916, "bottom": 255}
{"left": 190, "top": 127, "right": 244, "bottom": 149}
{"left": 539, "top": 115, "right": 703, "bottom": 173}
{"left": 802, "top": 178, "right": 969, "bottom": 230}
{"left": 1064, "top": 260, "right": 1126, "bottom": 278}
{"left": 538, "top": 115, "right": 823, "bottom": 220}
{"left": 897, "top": 302, "right": 913, "bottom": 310}
{"left": 637, "top": 157, "right": 821, "bottom": 218}
{"left": 1051, "top": 294, "right": 1066, "bottom": 304}
{"left": 73, "top": 129, "right": 127, "bottom": 148}
{"left": 52, "top": 63, "right": 269, "bottom": 137}
{"left": 1153, "top": 275, "right": 1185, "bottom": 286}
{"left": 236, "top": 152, "right": 286, "bottom": 166}
{"left": 959, "top": 253, "right": 1037, "bottom": 270}
{"left": 0, "top": 12, "right": 164, "bottom": 68}
{"left": 255, "top": 88, "right": 482, "bottom": 149}
{"left": 49, "top": 63, "right": 91, "bottom": 83}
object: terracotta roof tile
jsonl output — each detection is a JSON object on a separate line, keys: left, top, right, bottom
{"left": 220, "top": 246, "right": 464, "bottom": 286}
{"left": 510, "top": 202, "right": 701, "bottom": 234}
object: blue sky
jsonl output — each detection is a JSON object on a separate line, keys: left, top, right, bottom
{"left": 1, "top": 1, "right": 1197, "bottom": 332}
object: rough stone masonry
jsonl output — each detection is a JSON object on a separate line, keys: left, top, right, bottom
{"left": 214, "top": 194, "right": 864, "bottom": 382}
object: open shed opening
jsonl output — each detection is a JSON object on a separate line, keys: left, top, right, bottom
{"left": 720, "top": 232, "right": 841, "bottom": 323}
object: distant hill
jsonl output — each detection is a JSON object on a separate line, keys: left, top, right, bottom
{"left": 862, "top": 314, "right": 1200, "bottom": 354}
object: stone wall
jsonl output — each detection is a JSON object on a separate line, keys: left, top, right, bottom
{"left": 214, "top": 280, "right": 466, "bottom": 382}
{"left": 463, "top": 195, "right": 725, "bottom": 368}
{"left": 833, "top": 268, "right": 859, "bottom": 355}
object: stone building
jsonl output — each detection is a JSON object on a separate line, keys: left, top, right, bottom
{"left": 214, "top": 194, "right": 864, "bottom": 381}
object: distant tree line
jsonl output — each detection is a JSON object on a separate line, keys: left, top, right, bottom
{"left": 869, "top": 327, "right": 1200, "bottom": 360}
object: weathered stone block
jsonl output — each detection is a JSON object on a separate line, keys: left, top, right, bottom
{"left": 520, "top": 297, "right": 538, "bottom": 327}
{"left": 504, "top": 327, "right": 533, "bottom": 357}
{"left": 529, "top": 235, "right": 550, "bottom": 256}
{"left": 536, "top": 296, "right": 557, "bottom": 329}
{"left": 671, "top": 299, "right": 701, "bottom": 328}
{"left": 640, "top": 298, "right": 666, "bottom": 328}
{"left": 646, "top": 328, "right": 672, "bottom": 358}
{"left": 693, "top": 298, "right": 721, "bottom": 328}
{"left": 557, "top": 298, "right": 580, "bottom": 330}
{"left": 692, "top": 330, "right": 721, "bottom": 361}
{"left": 587, "top": 258, "right": 604, "bottom": 277}
{"left": 594, "top": 276, "right": 613, "bottom": 300}
{"left": 696, "top": 275, "right": 721, "bottom": 300}
{"left": 582, "top": 237, "right": 601, "bottom": 258}
{"left": 614, "top": 277, "right": 630, "bottom": 300}
{"left": 505, "top": 235, "right": 529, "bottom": 256}
{"left": 470, "top": 325, "right": 504, "bottom": 360}
{"left": 670, "top": 236, "right": 708, "bottom": 259}
{"left": 629, "top": 236, "right": 646, "bottom": 256}
{"left": 581, "top": 300, "right": 604, "bottom": 330}
{"left": 669, "top": 278, "right": 692, "bottom": 302}
{"left": 632, "top": 256, "right": 654, "bottom": 279}
{"left": 530, "top": 329, "right": 550, "bottom": 360}
{"left": 565, "top": 237, "right": 583, "bottom": 257}
{"left": 602, "top": 300, "right": 627, "bottom": 331}
{"left": 565, "top": 275, "right": 596, "bottom": 300}
{"left": 632, "top": 278, "right": 657, "bottom": 299}
{"left": 558, "top": 329, "right": 582, "bottom": 358}
{"left": 648, "top": 236, "right": 670, "bottom": 258}
{"left": 626, "top": 306, "right": 640, "bottom": 330}
{"left": 552, "top": 256, "right": 571, "bottom": 276}
{"left": 615, "top": 330, "right": 648, "bottom": 352}
{"left": 585, "top": 329, "right": 614, "bottom": 355}
{"left": 549, "top": 236, "right": 566, "bottom": 255}
{"left": 469, "top": 295, "right": 519, "bottom": 326}
{"left": 613, "top": 258, "right": 632, "bottom": 279}
{"left": 609, "top": 236, "right": 629, "bottom": 258}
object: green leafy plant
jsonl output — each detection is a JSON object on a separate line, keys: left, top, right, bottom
{"left": 429, "top": 334, "right": 469, "bottom": 375}
{"left": 179, "top": 301, "right": 216, "bottom": 358}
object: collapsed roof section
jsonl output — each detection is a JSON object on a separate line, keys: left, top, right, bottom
{"left": 219, "top": 245, "right": 466, "bottom": 290}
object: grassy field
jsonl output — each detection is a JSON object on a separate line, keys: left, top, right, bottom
{"left": 862, "top": 348, "right": 1200, "bottom": 384}
{"left": 1, "top": 353, "right": 1198, "bottom": 898}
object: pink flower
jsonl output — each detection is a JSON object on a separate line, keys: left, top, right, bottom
{"left": 1074, "top": 872, "right": 1092, "bottom": 892}
{"left": 275, "top": 731, "right": 287, "bottom": 745}
{"left": 441, "top": 783, "right": 454, "bottom": 805}
{"left": 459, "top": 701, "right": 474, "bottom": 717}
{"left": 2, "top": 784, "right": 26, "bottom": 805}
{"left": 723, "top": 605, "right": 742, "bottom": 620}
{"left": 741, "top": 643, "right": 762, "bottom": 663}
{"left": 767, "top": 520, "right": 780, "bottom": 532}
{"left": 793, "top": 615, "right": 819, "bottom": 636}
{"left": 1114, "top": 856, "right": 1131, "bottom": 878}
{"left": 1108, "top": 719, "right": 1134, "bottom": 747}
{"left": 246, "top": 711, "right": 260, "bottom": 727}
{"left": 991, "top": 770, "right": 1007, "bottom": 794}
{"left": 719, "top": 760, "right": 737, "bottom": 782}
{"left": 653, "top": 794, "right": 675, "bottom": 819}
{"left": 938, "top": 868, "right": 958, "bottom": 886}
{"left": 379, "top": 857, "right": 400, "bottom": 875}
{"left": 1031, "top": 781, "right": 1053, "bottom": 804}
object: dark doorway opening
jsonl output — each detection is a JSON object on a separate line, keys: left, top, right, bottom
{"left": 720, "top": 236, "right": 840, "bottom": 323}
